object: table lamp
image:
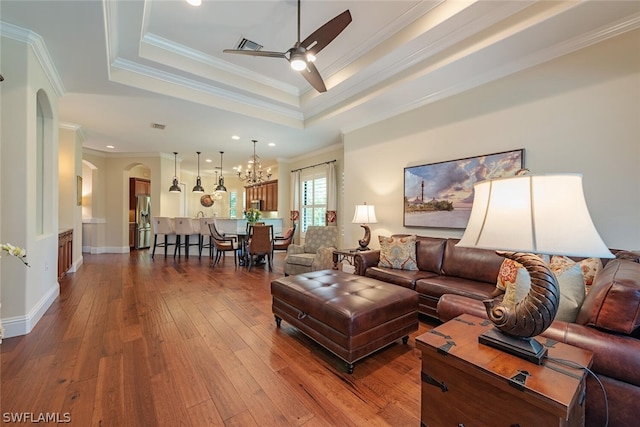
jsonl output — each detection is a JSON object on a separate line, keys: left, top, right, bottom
{"left": 457, "top": 173, "right": 613, "bottom": 364}
{"left": 352, "top": 203, "right": 377, "bottom": 251}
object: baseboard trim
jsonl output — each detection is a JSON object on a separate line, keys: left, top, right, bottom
{"left": 82, "top": 246, "right": 130, "bottom": 254}
{"left": 69, "top": 255, "right": 84, "bottom": 273}
{"left": 1, "top": 282, "right": 60, "bottom": 339}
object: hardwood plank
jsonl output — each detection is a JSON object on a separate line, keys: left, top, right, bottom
{"left": 234, "top": 346, "right": 315, "bottom": 425}
{"left": 187, "top": 399, "right": 225, "bottom": 427}
{"left": 150, "top": 371, "right": 193, "bottom": 427}
{"left": 91, "top": 354, "right": 125, "bottom": 426}
{"left": 123, "top": 338, "right": 158, "bottom": 427}
{"left": 59, "top": 378, "right": 97, "bottom": 426}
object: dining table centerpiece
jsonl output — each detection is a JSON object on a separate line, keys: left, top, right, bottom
{"left": 245, "top": 208, "right": 261, "bottom": 224}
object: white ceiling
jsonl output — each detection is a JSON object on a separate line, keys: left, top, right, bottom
{"left": 1, "top": 0, "right": 639, "bottom": 174}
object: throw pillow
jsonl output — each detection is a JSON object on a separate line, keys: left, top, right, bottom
{"left": 496, "top": 259, "right": 523, "bottom": 292}
{"left": 503, "top": 263, "right": 585, "bottom": 322}
{"left": 550, "top": 255, "right": 603, "bottom": 295}
{"left": 378, "top": 235, "right": 418, "bottom": 271}
{"left": 496, "top": 254, "right": 550, "bottom": 292}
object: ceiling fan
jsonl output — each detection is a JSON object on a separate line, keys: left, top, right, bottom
{"left": 223, "top": 0, "right": 352, "bottom": 93}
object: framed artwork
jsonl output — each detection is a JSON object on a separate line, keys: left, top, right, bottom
{"left": 403, "top": 149, "right": 524, "bottom": 229}
{"left": 77, "top": 175, "right": 83, "bottom": 206}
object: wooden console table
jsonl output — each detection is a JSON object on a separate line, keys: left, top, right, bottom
{"left": 415, "top": 314, "right": 592, "bottom": 427}
{"left": 58, "top": 229, "right": 73, "bottom": 280}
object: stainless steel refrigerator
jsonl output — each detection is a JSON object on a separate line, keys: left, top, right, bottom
{"left": 135, "top": 195, "right": 151, "bottom": 249}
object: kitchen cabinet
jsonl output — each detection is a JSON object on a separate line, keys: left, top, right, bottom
{"left": 129, "top": 178, "right": 150, "bottom": 209}
{"left": 245, "top": 180, "right": 278, "bottom": 212}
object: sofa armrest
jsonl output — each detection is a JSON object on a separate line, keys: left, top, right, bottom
{"left": 312, "top": 246, "right": 336, "bottom": 271}
{"left": 286, "top": 244, "right": 305, "bottom": 255}
{"left": 543, "top": 321, "right": 640, "bottom": 387}
{"left": 353, "top": 250, "right": 381, "bottom": 276}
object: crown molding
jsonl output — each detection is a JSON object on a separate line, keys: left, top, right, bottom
{"left": 109, "top": 57, "right": 305, "bottom": 125}
{"left": 141, "top": 33, "right": 299, "bottom": 96}
{"left": 59, "top": 122, "right": 87, "bottom": 142}
{"left": 0, "top": 21, "right": 65, "bottom": 97}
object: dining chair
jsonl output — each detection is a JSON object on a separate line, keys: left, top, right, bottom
{"left": 209, "top": 223, "right": 239, "bottom": 267}
{"left": 246, "top": 224, "right": 274, "bottom": 272}
{"left": 198, "top": 217, "right": 215, "bottom": 259}
{"left": 272, "top": 222, "right": 296, "bottom": 258}
{"left": 151, "top": 217, "right": 177, "bottom": 259}
{"left": 173, "top": 217, "right": 200, "bottom": 258}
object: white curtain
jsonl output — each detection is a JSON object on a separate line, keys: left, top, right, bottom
{"left": 326, "top": 162, "right": 338, "bottom": 226}
{"left": 290, "top": 170, "right": 301, "bottom": 243}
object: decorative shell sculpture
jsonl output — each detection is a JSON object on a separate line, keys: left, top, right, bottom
{"left": 484, "top": 251, "right": 560, "bottom": 338}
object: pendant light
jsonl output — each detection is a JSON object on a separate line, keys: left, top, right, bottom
{"left": 192, "top": 151, "right": 205, "bottom": 193}
{"left": 169, "top": 152, "right": 181, "bottom": 193}
{"left": 215, "top": 151, "right": 227, "bottom": 194}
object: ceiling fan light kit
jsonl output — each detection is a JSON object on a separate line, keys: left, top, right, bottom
{"left": 223, "top": 0, "right": 352, "bottom": 93}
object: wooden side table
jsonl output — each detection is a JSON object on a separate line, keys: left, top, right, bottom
{"left": 332, "top": 248, "right": 359, "bottom": 270}
{"left": 415, "top": 314, "right": 593, "bottom": 427}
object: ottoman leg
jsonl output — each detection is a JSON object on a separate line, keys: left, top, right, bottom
{"left": 346, "top": 362, "right": 354, "bottom": 374}
{"left": 275, "top": 315, "right": 282, "bottom": 328}
{"left": 402, "top": 335, "right": 409, "bottom": 344}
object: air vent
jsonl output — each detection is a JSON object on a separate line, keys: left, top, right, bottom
{"left": 236, "top": 38, "right": 263, "bottom": 51}
{"left": 151, "top": 123, "right": 166, "bottom": 130}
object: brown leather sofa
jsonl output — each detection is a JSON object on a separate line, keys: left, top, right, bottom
{"left": 353, "top": 236, "right": 504, "bottom": 319}
{"left": 355, "top": 235, "right": 640, "bottom": 426}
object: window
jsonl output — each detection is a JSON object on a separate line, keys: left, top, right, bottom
{"left": 301, "top": 171, "right": 327, "bottom": 233}
{"left": 229, "top": 191, "right": 238, "bottom": 218}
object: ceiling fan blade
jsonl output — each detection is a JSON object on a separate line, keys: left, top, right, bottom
{"left": 223, "top": 49, "right": 286, "bottom": 59}
{"left": 299, "top": 62, "right": 327, "bottom": 93}
{"left": 301, "top": 10, "right": 352, "bottom": 56}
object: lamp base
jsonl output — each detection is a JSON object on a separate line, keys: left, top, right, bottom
{"left": 357, "top": 224, "right": 371, "bottom": 251}
{"left": 479, "top": 327, "right": 547, "bottom": 365}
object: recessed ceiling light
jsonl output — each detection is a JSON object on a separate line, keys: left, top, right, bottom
{"left": 186, "top": 0, "right": 201, "bottom": 6}
{"left": 232, "top": 135, "right": 240, "bottom": 140}
{"left": 205, "top": 158, "right": 212, "bottom": 163}
{"left": 106, "top": 145, "right": 115, "bottom": 149}
{"left": 268, "top": 142, "right": 276, "bottom": 147}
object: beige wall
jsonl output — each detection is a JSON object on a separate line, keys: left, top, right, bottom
{"left": 344, "top": 30, "right": 640, "bottom": 251}
{"left": 1, "top": 36, "right": 60, "bottom": 337}
{"left": 59, "top": 127, "right": 83, "bottom": 271}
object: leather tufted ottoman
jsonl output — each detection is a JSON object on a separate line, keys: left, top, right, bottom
{"left": 271, "top": 269, "right": 419, "bottom": 373}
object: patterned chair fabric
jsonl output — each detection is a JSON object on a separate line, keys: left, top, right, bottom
{"left": 284, "top": 226, "right": 338, "bottom": 276}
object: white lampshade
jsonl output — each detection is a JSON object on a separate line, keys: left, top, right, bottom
{"left": 457, "top": 174, "right": 613, "bottom": 258}
{"left": 352, "top": 204, "right": 378, "bottom": 224}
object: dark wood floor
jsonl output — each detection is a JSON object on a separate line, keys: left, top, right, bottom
{"left": 1, "top": 249, "right": 436, "bottom": 426}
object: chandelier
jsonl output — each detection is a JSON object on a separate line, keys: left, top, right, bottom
{"left": 236, "top": 139, "right": 272, "bottom": 186}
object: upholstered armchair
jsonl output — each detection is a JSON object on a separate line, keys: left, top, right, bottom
{"left": 284, "top": 226, "right": 338, "bottom": 276}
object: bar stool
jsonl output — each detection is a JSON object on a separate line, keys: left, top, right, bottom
{"left": 199, "top": 217, "right": 215, "bottom": 259}
{"left": 151, "top": 217, "right": 177, "bottom": 259}
{"left": 173, "top": 217, "right": 200, "bottom": 258}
